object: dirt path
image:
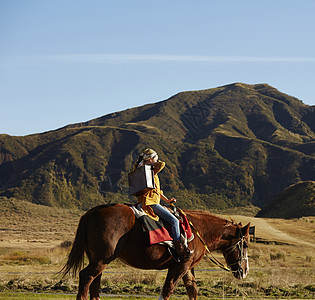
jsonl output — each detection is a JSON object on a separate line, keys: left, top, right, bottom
{"left": 221, "top": 214, "right": 315, "bottom": 248}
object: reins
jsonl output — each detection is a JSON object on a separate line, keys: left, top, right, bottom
{"left": 173, "top": 205, "right": 231, "bottom": 272}
{"left": 190, "top": 219, "right": 232, "bottom": 272}
{"left": 173, "top": 205, "right": 245, "bottom": 273}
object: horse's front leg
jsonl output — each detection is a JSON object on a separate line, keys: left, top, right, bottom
{"left": 159, "top": 264, "right": 189, "bottom": 300}
{"left": 182, "top": 268, "right": 198, "bottom": 300}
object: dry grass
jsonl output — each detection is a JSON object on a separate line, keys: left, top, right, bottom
{"left": 0, "top": 198, "right": 314, "bottom": 299}
{"left": 0, "top": 197, "right": 82, "bottom": 249}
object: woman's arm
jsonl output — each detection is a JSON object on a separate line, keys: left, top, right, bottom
{"left": 153, "top": 161, "right": 165, "bottom": 174}
{"left": 160, "top": 193, "right": 176, "bottom": 204}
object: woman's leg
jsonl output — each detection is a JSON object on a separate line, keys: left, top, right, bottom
{"left": 151, "top": 204, "right": 181, "bottom": 241}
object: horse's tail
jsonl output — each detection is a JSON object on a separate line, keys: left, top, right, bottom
{"left": 61, "top": 212, "right": 89, "bottom": 278}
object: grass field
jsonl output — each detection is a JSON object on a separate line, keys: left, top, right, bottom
{"left": 0, "top": 198, "right": 314, "bottom": 299}
{"left": 0, "top": 292, "right": 166, "bottom": 299}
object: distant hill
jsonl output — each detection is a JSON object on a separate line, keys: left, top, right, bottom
{"left": 256, "top": 181, "right": 315, "bottom": 218}
{"left": 0, "top": 83, "right": 314, "bottom": 211}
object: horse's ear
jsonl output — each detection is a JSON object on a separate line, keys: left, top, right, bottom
{"left": 241, "top": 222, "right": 251, "bottom": 236}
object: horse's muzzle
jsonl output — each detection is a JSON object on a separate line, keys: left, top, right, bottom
{"left": 233, "top": 260, "right": 249, "bottom": 279}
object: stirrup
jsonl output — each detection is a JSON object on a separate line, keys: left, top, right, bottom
{"left": 174, "top": 240, "right": 193, "bottom": 260}
{"left": 183, "top": 245, "right": 194, "bottom": 259}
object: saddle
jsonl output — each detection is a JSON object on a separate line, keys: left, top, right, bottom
{"left": 130, "top": 203, "right": 194, "bottom": 249}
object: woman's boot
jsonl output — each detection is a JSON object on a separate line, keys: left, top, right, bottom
{"left": 174, "top": 240, "right": 192, "bottom": 260}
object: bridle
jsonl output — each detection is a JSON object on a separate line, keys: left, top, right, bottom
{"left": 223, "top": 229, "right": 248, "bottom": 276}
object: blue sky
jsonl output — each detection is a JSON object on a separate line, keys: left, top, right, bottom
{"left": 1, "top": 0, "right": 315, "bottom": 136}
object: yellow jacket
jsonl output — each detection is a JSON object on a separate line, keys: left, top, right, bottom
{"left": 137, "top": 161, "right": 165, "bottom": 206}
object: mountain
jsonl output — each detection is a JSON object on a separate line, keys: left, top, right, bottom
{"left": 0, "top": 83, "right": 314, "bottom": 211}
{"left": 257, "top": 181, "right": 315, "bottom": 218}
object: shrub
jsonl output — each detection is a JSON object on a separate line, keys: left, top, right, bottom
{"left": 270, "top": 252, "right": 286, "bottom": 261}
{"left": 60, "top": 240, "right": 72, "bottom": 248}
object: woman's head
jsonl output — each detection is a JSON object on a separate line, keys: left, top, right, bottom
{"left": 138, "top": 148, "right": 158, "bottom": 166}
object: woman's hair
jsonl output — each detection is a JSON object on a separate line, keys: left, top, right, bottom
{"left": 131, "top": 148, "right": 158, "bottom": 172}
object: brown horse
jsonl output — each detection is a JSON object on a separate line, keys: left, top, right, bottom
{"left": 62, "top": 204, "right": 250, "bottom": 300}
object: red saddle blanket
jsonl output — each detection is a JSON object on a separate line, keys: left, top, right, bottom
{"left": 131, "top": 204, "right": 193, "bottom": 245}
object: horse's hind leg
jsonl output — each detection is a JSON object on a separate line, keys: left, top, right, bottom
{"left": 89, "top": 273, "right": 102, "bottom": 300}
{"left": 182, "top": 268, "right": 198, "bottom": 300}
{"left": 77, "top": 260, "right": 106, "bottom": 300}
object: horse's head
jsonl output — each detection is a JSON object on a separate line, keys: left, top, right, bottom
{"left": 222, "top": 222, "right": 250, "bottom": 279}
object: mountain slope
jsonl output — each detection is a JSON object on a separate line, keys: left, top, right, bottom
{"left": 0, "top": 83, "right": 314, "bottom": 211}
{"left": 257, "top": 181, "right": 315, "bottom": 218}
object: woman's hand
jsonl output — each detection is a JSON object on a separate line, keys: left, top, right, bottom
{"left": 168, "top": 197, "right": 177, "bottom": 204}
{"left": 161, "top": 193, "right": 176, "bottom": 204}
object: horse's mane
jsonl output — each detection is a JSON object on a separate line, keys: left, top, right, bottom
{"left": 185, "top": 209, "right": 239, "bottom": 227}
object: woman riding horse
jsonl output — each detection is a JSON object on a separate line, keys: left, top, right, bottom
{"left": 61, "top": 148, "right": 251, "bottom": 299}
{"left": 130, "top": 148, "right": 191, "bottom": 259}
{"left": 62, "top": 204, "right": 250, "bottom": 300}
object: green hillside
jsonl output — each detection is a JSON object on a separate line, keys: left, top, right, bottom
{"left": 0, "top": 83, "right": 314, "bottom": 212}
{"left": 257, "top": 181, "right": 315, "bottom": 218}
